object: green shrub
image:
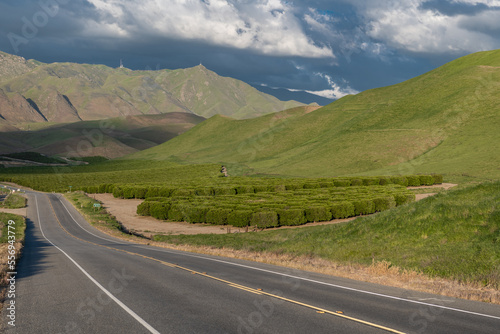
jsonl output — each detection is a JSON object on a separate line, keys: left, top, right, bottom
{"left": 86, "top": 186, "right": 98, "bottom": 194}
{"left": 406, "top": 175, "right": 421, "bottom": 187}
{"left": 171, "top": 188, "right": 195, "bottom": 197}
{"left": 206, "top": 208, "right": 232, "bottom": 225}
{"left": 253, "top": 185, "right": 270, "bottom": 193}
{"left": 277, "top": 209, "right": 306, "bottom": 226}
{"left": 330, "top": 202, "right": 355, "bottom": 219}
{"left": 372, "top": 197, "right": 396, "bottom": 212}
{"left": 350, "top": 178, "right": 363, "bottom": 186}
{"left": 196, "top": 187, "right": 214, "bottom": 196}
{"left": 333, "top": 179, "right": 351, "bottom": 187}
{"left": 133, "top": 187, "right": 148, "bottom": 199}
{"left": 159, "top": 187, "right": 176, "bottom": 197}
{"left": 213, "top": 187, "right": 237, "bottom": 196}
{"left": 148, "top": 202, "right": 170, "bottom": 220}
{"left": 168, "top": 204, "right": 188, "bottom": 221}
{"left": 315, "top": 179, "right": 331, "bottom": 188}
{"left": 305, "top": 206, "right": 332, "bottom": 222}
{"left": 136, "top": 201, "right": 151, "bottom": 216}
{"left": 122, "top": 187, "right": 136, "bottom": 199}
{"left": 362, "top": 178, "right": 380, "bottom": 186}
{"left": 98, "top": 184, "right": 110, "bottom": 193}
{"left": 303, "top": 182, "right": 320, "bottom": 189}
{"left": 395, "top": 193, "right": 416, "bottom": 206}
{"left": 273, "top": 184, "right": 286, "bottom": 192}
{"left": 145, "top": 187, "right": 160, "bottom": 198}
{"left": 390, "top": 176, "right": 408, "bottom": 187}
{"left": 378, "top": 177, "right": 391, "bottom": 185}
{"left": 353, "top": 199, "right": 375, "bottom": 215}
{"left": 105, "top": 184, "right": 116, "bottom": 193}
{"left": 112, "top": 186, "right": 124, "bottom": 198}
{"left": 285, "top": 183, "right": 302, "bottom": 191}
{"left": 185, "top": 206, "right": 209, "bottom": 223}
{"left": 227, "top": 210, "right": 252, "bottom": 227}
{"left": 235, "top": 185, "right": 254, "bottom": 194}
{"left": 418, "top": 175, "right": 434, "bottom": 186}
{"left": 251, "top": 210, "right": 279, "bottom": 228}
{"left": 432, "top": 174, "right": 443, "bottom": 184}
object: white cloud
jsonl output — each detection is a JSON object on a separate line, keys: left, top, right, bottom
{"left": 85, "top": 0, "right": 334, "bottom": 58}
{"left": 307, "top": 73, "right": 358, "bottom": 99}
{"left": 286, "top": 73, "right": 358, "bottom": 100}
{"left": 450, "top": 0, "right": 500, "bottom": 5}
{"left": 357, "top": 0, "right": 500, "bottom": 54}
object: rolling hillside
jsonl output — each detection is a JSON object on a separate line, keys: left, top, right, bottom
{"left": 0, "top": 51, "right": 304, "bottom": 126}
{"left": 128, "top": 50, "right": 500, "bottom": 179}
{"left": 0, "top": 113, "right": 205, "bottom": 159}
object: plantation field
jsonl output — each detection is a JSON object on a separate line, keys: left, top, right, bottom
{"left": 0, "top": 157, "right": 442, "bottom": 228}
{"left": 153, "top": 181, "right": 500, "bottom": 289}
{"left": 137, "top": 185, "right": 415, "bottom": 228}
{"left": 107, "top": 174, "right": 441, "bottom": 228}
{"left": 0, "top": 161, "right": 222, "bottom": 192}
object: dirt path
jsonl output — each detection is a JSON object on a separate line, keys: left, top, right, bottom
{"left": 94, "top": 194, "right": 230, "bottom": 237}
{"left": 408, "top": 182, "right": 457, "bottom": 190}
{"left": 0, "top": 208, "right": 26, "bottom": 216}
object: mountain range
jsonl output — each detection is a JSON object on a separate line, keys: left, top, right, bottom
{"left": 0, "top": 51, "right": 304, "bottom": 128}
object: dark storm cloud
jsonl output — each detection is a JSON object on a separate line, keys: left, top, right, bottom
{"left": 1, "top": 1, "right": 500, "bottom": 104}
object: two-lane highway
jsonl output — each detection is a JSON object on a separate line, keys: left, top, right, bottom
{"left": 2, "top": 191, "right": 500, "bottom": 333}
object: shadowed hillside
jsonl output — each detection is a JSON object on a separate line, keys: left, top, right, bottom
{"left": 0, "top": 113, "right": 205, "bottom": 159}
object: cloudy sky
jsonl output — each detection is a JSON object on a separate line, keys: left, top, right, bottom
{"left": 1, "top": 0, "right": 500, "bottom": 104}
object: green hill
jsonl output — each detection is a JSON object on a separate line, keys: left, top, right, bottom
{"left": 128, "top": 50, "right": 500, "bottom": 179}
{"left": 0, "top": 51, "right": 304, "bottom": 125}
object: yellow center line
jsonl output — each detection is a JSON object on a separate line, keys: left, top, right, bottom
{"left": 46, "top": 195, "right": 406, "bottom": 334}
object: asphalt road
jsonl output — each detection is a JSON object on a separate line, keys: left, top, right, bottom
{"left": 1, "top": 190, "right": 500, "bottom": 333}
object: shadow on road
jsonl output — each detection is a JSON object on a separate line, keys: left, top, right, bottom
{"left": 16, "top": 218, "right": 52, "bottom": 281}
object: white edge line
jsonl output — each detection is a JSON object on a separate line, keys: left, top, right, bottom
{"left": 55, "top": 194, "right": 500, "bottom": 322}
{"left": 34, "top": 195, "right": 160, "bottom": 334}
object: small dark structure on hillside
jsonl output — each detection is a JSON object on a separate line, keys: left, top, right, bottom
{"left": 221, "top": 165, "right": 228, "bottom": 177}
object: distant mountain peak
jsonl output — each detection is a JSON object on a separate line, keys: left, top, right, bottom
{"left": 0, "top": 50, "right": 304, "bottom": 126}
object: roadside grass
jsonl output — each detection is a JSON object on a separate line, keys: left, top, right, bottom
{"left": 153, "top": 181, "right": 500, "bottom": 291}
{"left": 0, "top": 213, "right": 26, "bottom": 298}
{"left": 0, "top": 194, "right": 26, "bottom": 209}
{"left": 64, "top": 191, "right": 143, "bottom": 240}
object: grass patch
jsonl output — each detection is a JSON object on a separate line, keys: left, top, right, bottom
{"left": 0, "top": 193, "right": 26, "bottom": 209}
{"left": 153, "top": 181, "right": 500, "bottom": 288}
{"left": 65, "top": 192, "right": 123, "bottom": 233}
{"left": 64, "top": 191, "right": 142, "bottom": 239}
